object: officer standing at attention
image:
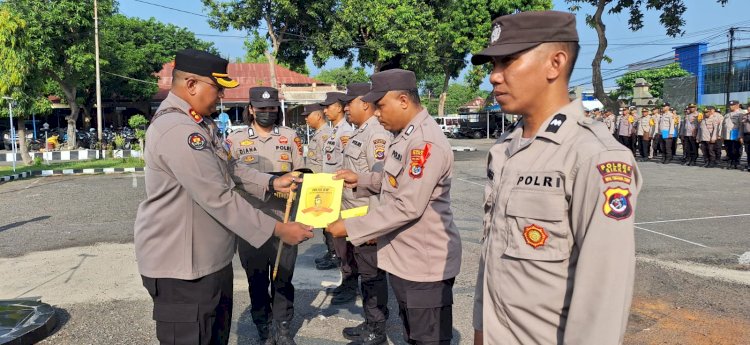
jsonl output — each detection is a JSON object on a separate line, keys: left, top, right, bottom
{"left": 617, "top": 108, "right": 633, "bottom": 150}
{"left": 722, "top": 100, "right": 743, "bottom": 169}
{"left": 328, "top": 69, "right": 462, "bottom": 345}
{"left": 656, "top": 103, "right": 676, "bottom": 164}
{"left": 301, "top": 103, "right": 340, "bottom": 270}
{"left": 743, "top": 103, "right": 750, "bottom": 172}
{"left": 320, "top": 91, "right": 358, "bottom": 304}
{"left": 226, "top": 87, "right": 304, "bottom": 345}
{"left": 338, "top": 83, "right": 394, "bottom": 345}
{"left": 134, "top": 49, "right": 312, "bottom": 345}
{"left": 681, "top": 104, "right": 699, "bottom": 166}
{"left": 470, "top": 11, "right": 641, "bottom": 345}
{"left": 636, "top": 108, "right": 652, "bottom": 162}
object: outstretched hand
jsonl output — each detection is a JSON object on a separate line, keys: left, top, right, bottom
{"left": 333, "top": 169, "right": 358, "bottom": 189}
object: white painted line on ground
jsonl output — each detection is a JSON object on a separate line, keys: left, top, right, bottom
{"left": 24, "top": 178, "right": 41, "bottom": 189}
{"left": 634, "top": 225, "right": 709, "bottom": 249}
{"left": 456, "top": 177, "right": 484, "bottom": 187}
{"left": 635, "top": 213, "right": 750, "bottom": 225}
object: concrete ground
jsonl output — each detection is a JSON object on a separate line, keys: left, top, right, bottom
{"left": 0, "top": 138, "right": 749, "bottom": 344}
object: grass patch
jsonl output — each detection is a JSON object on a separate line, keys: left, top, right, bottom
{"left": 0, "top": 157, "right": 144, "bottom": 177}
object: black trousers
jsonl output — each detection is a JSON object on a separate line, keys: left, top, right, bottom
{"left": 390, "top": 274, "right": 454, "bottom": 345}
{"left": 638, "top": 136, "right": 650, "bottom": 158}
{"left": 323, "top": 230, "right": 335, "bottom": 254}
{"left": 745, "top": 134, "right": 750, "bottom": 166}
{"left": 619, "top": 135, "right": 631, "bottom": 150}
{"left": 660, "top": 137, "right": 673, "bottom": 162}
{"left": 653, "top": 134, "right": 662, "bottom": 156}
{"left": 714, "top": 139, "right": 723, "bottom": 161}
{"left": 726, "top": 140, "right": 742, "bottom": 163}
{"left": 142, "top": 264, "right": 234, "bottom": 345}
{"left": 671, "top": 135, "right": 677, "bottom": 156}
{"left": 238, "top": 236, "right": 297, "bottom": 325}
{"left": 333, "top": 236, "right": 358, "bottom": 284}
{"left": 701, "top": 141, "right": 716, "bottom": 164}
{"left": 683, "top": 136, "right": 698, "bottom": 161}
{"left": 354, "top": 243, "right": 389, "bottom": 323}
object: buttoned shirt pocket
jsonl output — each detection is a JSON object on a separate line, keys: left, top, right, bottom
{"left": 382, "top": 157, "right": 404, "bottom": 193}
{"left": 504, "top": 188, "right": 570, "bottom": 261}
{"left": 238, "top": 153, "right": 259, "bottom": 166}
{"left": 344, "top": 142, "right": 363, "bottom": 160}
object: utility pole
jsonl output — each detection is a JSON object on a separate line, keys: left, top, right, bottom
{"left": 94, "top": 0, "right": 103, "bottom": 156}
{"left": 725, "top": 27, "right": 735, "bottom": 110}
{"left": 3, "top": 96, "right": 17, "bottom": 172}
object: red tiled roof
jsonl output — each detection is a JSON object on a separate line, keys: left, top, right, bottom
{"left": 154, "top": 62, "right": 325, "bottom": 102}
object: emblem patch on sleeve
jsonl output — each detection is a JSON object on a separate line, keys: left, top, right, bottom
{"left": 408, "top": 144, "right": 431, "bottom": 179}
{"left": 603, "top": 187, "right": 633, "bottom": 220}
{"left": 523, "top": 224, "right": 548, "bottom": 248}
{"left": 597, "top": 161, "right": 633, "bottom": 184}
{"left": 188, "top": 133, "right": 207, "bottom": 150}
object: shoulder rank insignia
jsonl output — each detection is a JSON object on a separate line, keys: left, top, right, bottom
{"left": 189, "top": 109, "right": 203, "bottom": 123}
{"left": 248, "top": 127, "right": 256, "bottom": 138}
{"left": 603, "top": 187, "right": 632, "bottom": 220}
{"left": 405, "top": 125, "right": 414, "bottom": 136}
{"left": 523, "top": 224, "right": 548, "bottom": 248}
{"left": 545, "top": 113, "right": 566, "bottom": 133}
{"left": 188, "top": 132, "right": 207, "bottom": 150}
{"left": 273, "top": 126, "right": 280, "bottom": 135}
{"left": 409, "top": 143, "right": 431, "bottom": 179}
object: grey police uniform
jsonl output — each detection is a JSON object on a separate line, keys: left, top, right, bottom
{"left": 345, "top": 109, "right": 461, "bottom": 344}
{"left": 474, "top": 99, "right": 641, "bottom": 345}
{"left": 722, "top": 109, "right": 743, "bottom": 167}
{"left": 743, "top": 111, "right": 750, "bottom": 171}
{"left": 342, "top": 115, "right": 393, "bottom": 326}
{"left": 307, "top": 124, "right": 332, "bottom": 173}
{"left": 656, "top": 111, "right": 676, "bottom": 162}
{"left": 682, "top": 111, "right": 699, "bottom": 165}
{"left": 226, "top": 121, "right": 304, "bottom": 332}
{"left": 323, "top": 119, "right": 355, "bottom": 173}
{"left": 699, "top": 112, "right": 720, "bottom": 167}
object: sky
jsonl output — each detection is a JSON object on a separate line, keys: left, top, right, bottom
{"left": 118, "top": 0, "right": 750, "bottom": 91}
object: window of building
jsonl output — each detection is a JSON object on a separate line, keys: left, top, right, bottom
{"left": 703, "top": 59, "right": 750, "bottom": 94}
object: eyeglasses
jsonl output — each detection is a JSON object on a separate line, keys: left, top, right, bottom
{"left": 187, "top": 78, "right": 225, "bottom": 94}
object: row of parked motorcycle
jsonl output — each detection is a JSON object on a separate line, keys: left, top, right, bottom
{"left": 2, "top": 127, "right": 137, "bottom": 151}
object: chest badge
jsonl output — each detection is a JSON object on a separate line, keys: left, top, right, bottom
{"left": 188, "top": 132, "right": 207, "bottom": 150}
{"left": 523, "top": 224, "right": 548, "bottom": 248}
{"left": 280, "top": 153, "right": 290, "bottom": 161}
{"left": 243, "top": 155, "right": 256, "bottom": 163}
{"left": 240, "top": 139, "right": 253, "bottom": 147}
{"left": 279, "top": 136, "right": 288, "bottom": 144}
{"left": 388, "top": 174, "right": 398, "bottom": 188}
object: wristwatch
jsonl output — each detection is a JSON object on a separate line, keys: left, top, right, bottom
{"left": 268, "top": 175, "right": 278, "bottom": 190}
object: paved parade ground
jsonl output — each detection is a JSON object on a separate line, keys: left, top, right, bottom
{"left": 1, "top": 138, "right": 749, "bottom": 344}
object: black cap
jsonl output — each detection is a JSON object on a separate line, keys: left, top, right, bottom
{"left": 471, "top": 11, "right": 579, "bottom": 65}
{"left": 729, "top": 100, "right": 739, "bottom": 106}
{"left": 301, "top": 104, "right": 323, "bottom": 116}
{"left": 688, "top": 103, "right": 697, "bottom": 108}
{"left": 706, "top": 105, "right": 716, "bottom": 110}
{"left": 362, "top": 69, "right": 417, "bottom": 103}
{"left": 662, "top": 102, "right": 670, "bottom": 107}
{"left": 249, "top": 87, "right": 280, "bottom": 107}
{"left": 340, "top": 83, "right": 372, "bottom": 103}
{"left": 174, "top": 48, "right": 238, "bottom": 88}
{"left": 320, "top": 92, "right": 345, "bottom": 106}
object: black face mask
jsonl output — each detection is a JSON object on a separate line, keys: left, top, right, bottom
{"left": 255, "top": 111, "right": 278, "bottom": 127}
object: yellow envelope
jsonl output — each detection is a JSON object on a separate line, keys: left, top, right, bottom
{"left": 294, "top": 173, "right": 344, "bottom": 228}
{"left": 341, "top": 206, "right": 368, "bottom": 219}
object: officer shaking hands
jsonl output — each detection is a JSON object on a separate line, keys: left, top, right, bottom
{"left": 470, "top": 11, "right": 641, "bottom": 345}
{"left": 328, "top": 69, "right": 462, "bottom": 345}
{"left": 134, "top": 49, "right": 312, "bottom": 345}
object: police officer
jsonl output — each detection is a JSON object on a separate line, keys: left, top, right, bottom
{"left": 470, "top": 11, "right": 641, "bottom": 345}
{"left": 300, "top": 103, "right": 340, "bottom": 270}
{"left": 328, "top": 69, "right": 462, "bottom": 345}
{"left": 699, "top": 106, "right": 720, "bottom": 168}
{"left": 320, "top": 91, "right": 358, "bottom": 303}
{"left": 603, "top": 110, "right": 615, "bottom": 135}
{"left": 226, "top": 87, "right": 304, "bottom": 345}
{"left": 636, "top": 108, "right": 653, "bottom": 161}
{"left": 337, "top": 83, "right": 394, "bottom": 345}
{"left": 134, "top": 49, "right": 312, "bottom": 345}
{"left": 617, "top": 108, "right": 633, "bottom": 152}
{"left": 682, "top": 104, "right": 700, "bottom": 166}
{"left": 723, "top": 100, "right": 743, "bottom": 169}
{"left": 656, "top": 103, "right": 676, "bottom": 164}
{"left": 742, "top": 103, "right": 750, "bottom": 172}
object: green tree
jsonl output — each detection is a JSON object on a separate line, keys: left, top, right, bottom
{"left": 422, "top": 83, "right": 490, "bottom": 115}
{"left": 0, "top": 8, "right": 51, "bottom": 164}
{"left": 314, "top": 66, "right": 370, "bottom": 87}
{"left": 202, "top": 0, "right": 336, "bottom": 87}
{"left": 614, "top": 63, "right": 689, "bottom": 99}
{"left": 429, "top": 0, "right": 551, "bottom": 116}
{"left": 3, "top": 0, "right": 117, "bottom": 149}
{"left": 315, "top": 0, "right": 439, "bottom": 73}
{"left": 240, "top": 31, "right": 309, "bottom": 75}
{"left": 566, "top": 0, "right": 730, "bottom": 112}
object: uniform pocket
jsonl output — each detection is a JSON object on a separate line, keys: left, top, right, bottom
{"left": 382, "top": 158, "right": 404, "bottom": 191}
{"left": 504, "top": 188, "right": 570, "bottom": 261}
{"left": 153, "top": 303, "right": 200, "bottom": 343}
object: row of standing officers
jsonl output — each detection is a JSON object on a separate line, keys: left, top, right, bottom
{"left": 135, "top": 9, "right": 643, "bottom": 345}
{"left": 592, "top": 101, "right": 749, "bottom": 170}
